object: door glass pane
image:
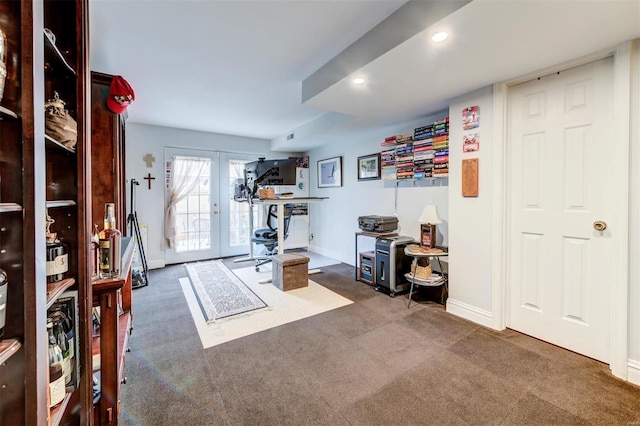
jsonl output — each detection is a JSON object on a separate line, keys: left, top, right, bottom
{"left": 175, "top": 159, "right": 211, "bottom": 253}
{"left": 228, "top": 159, "right": 262, "bottom": 247}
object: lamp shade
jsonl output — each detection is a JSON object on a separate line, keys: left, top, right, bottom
{"left": 418, "top": 204, "right": 443, "bottom": 224}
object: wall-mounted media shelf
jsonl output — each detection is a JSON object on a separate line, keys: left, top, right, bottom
{"left": 380, "top": 117, "right": 449, "bottom": 182}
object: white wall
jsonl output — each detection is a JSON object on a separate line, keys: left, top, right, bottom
{"left": 304, "top": 43, "right": 640, "bottom": 385}
{"left": 446, "top": 86, "right": 494, "bottom": 318}
{"left": 441, "top": 43, "right": 640, "bottom": 383}
{"left": 125, "top": 122, "right": 298, "bottom": 268}
{"left": 306, "top": 112, "right": 449, "bottom": 265}
{"left": 123, "top": 41, "right": 640, "bottom": 385}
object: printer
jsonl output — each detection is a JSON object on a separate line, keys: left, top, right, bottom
{"left": 358, "top": 215, "right": 399, "bottom": 232}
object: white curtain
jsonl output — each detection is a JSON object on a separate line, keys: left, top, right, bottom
{"left": 164, "top": 156, "right": 209, "bottom": 247}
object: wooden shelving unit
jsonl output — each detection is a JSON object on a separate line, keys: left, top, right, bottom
{"left": 91, "top": 71, "right": 128, "bottom": 232}
{"left": 45, "top": 134, "right": 77, "bottom": 154}
{"left": 92, "top": 237, "right": 134, "bottom": 425}
{"left": 0, "top": 339, "right": 22, "bottom": 365}
{"left": 0, "top": 0, "right": 92, "bottom": 424}
{"left": 46, "top": 278, "right": 76, "bottom": 309}
{"left": 0, "top": 3, "right": 131, "bottom": 423}
{"left": 380, "top": 117, "right": 450, "bottom": 181}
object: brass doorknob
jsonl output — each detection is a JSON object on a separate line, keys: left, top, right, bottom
{"left": 593, "top": 221, "right": 607, "bottom": 231}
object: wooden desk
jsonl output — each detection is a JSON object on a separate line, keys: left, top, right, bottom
{"left": 354, "top": 231, "right": 398, "bottom": 281}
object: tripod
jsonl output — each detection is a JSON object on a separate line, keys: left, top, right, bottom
{"left": 127, "top": 179, "right": 149, "bottom": 288}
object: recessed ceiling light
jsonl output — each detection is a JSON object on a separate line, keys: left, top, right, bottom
{"left": 432, "top": 32, "right": 448, "bottom": 42}
{"left": 353, "top": 77, "right": 366, "bottom": 85}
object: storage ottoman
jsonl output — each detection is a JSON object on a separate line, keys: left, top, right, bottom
{"left": 272, "top": 253, "right": 310, "bottom": 291}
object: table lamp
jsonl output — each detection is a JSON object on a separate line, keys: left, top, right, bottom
{"left": 419, "top": 204, "right": 443, "bottom": 248}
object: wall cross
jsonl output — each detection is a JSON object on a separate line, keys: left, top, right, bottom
{"left": 143, "top": 153, "right": 156, "bottom": 168}
{"left": 143, "top": 173, "right": 156, "bottom": 189}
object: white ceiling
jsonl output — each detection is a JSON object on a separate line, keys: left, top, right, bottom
{"left": 90, "top": 0, "right": 640, "bottom": 152}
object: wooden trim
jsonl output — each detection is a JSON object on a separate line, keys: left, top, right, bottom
{"left": 22, "top": 0, "right": 50, "bottom": 423}
{"left": 76, "top": 0, "right": 94, "bottom": 422}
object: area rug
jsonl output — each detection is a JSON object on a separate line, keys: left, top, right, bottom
{"left": 185, "top": 260, "right": 267, "bottom": 322}
{"left": 233, "top": 250, "right": 341, "bottom": 271}
{"left": 179, "top": 262, "right": 353, "bottom": 349}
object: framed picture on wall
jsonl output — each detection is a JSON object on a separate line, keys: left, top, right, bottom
{"left": 357, "top": 153, "right": 381, "bottom": 181}
{"left": 317, "top": 156, "right": 343, "bottom": 188}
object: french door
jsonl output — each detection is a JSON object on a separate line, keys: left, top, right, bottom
{"left": 218, "top": 152, "right": 263, "bottom": 257}
{"left": 165, "top": 148, "right": 261, "bottom": 264}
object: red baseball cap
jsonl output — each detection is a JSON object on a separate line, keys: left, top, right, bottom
{"left": 107, "top": 76, "right": 135, "bottom": 114}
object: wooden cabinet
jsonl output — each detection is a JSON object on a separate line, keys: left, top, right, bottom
{"left": 0, "top": 5, "right": 31, "bottom": 423}
{"left": 90, "top": 72, "right": 132, "bottom": 425}
{"left": 0, "top": 4, "right": 131, "bottom": 423}
{"left": 0, "top": 0, "right": 92, "bottom": 424}
{"left": 92, "top": 237, "right": 134, "bottom": 425}
{"left": 91, "top": 71, "right": 127, "bottom": 233}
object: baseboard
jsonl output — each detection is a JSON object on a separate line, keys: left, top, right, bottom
{"left": 307, "top": 244, "right": 350, "bottom": 265}
{"left": 446, "top": 298, "right": 498, "bottom": 330}
{"left": 628, "top": 359, "right": 640, "bottom": 385}
{"left": 148, "top": 260, "right": 165, "bottom": 270}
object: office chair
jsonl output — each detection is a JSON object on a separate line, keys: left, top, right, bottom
{"left": 251, "top": 203, "right": 294, "bottom": 271}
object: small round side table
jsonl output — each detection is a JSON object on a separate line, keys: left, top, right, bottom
{"left": 404, "top": 246, "right": 449, "bottom": 308}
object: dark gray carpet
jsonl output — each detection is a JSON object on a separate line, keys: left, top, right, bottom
{"left": 119, "top": 258, "right": 640, "bottom": 425}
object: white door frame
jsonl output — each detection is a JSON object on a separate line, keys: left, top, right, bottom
{"left": 491, "top": 42, "right": 631, "bottom": 379}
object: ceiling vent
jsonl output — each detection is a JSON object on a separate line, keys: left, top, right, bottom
{"left": 287, "top": 132, "right": 295, "bottom": 141}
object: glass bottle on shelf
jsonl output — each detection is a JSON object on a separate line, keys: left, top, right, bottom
{"left": 0, "top": 269, "right": 7, "bottom": 340}
{"left": 98, "top": 203, "right": 121, "bottom": 278}
{"left": 45, "top": 213, "right": 69, "bottom": 283}
{"left": 0, "top": 29, "right": 7, "bottom": 102}
{"left": 51, "top": 311, "right": 72, "bottom": 386}
{"left": 91, "top": 224, "right": 100, "bottom": 280}
{"left": 47, "top": 318, "right": 66, "bottom": 408}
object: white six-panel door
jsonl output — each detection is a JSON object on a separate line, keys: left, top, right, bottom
{"left": 508, "top": 57, "right": 614, "bottom": 362}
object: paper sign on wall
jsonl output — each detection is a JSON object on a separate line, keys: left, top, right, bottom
{"left": 463, "top": 133, "right": 480, "bottom": 153}
{"left": 462, "top": 105, "right": 480, "bottom": 130}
